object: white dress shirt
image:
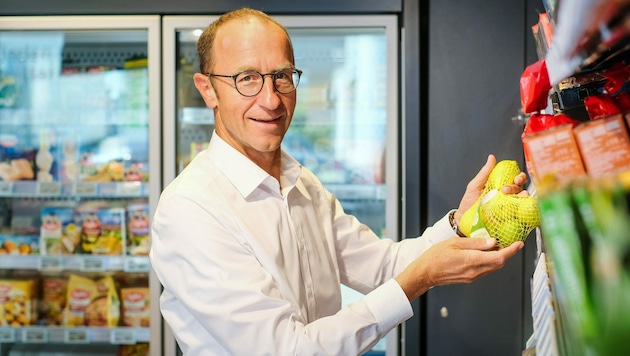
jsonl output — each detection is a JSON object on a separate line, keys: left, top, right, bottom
{"left": 150, "top": 132, "right": 455, "bottom": 355}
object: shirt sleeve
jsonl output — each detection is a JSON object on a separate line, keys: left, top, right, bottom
{"left": 363, "top": 279, "right": 414, "bottom": 332}
{"left": 331, "top": 188, "right": 457, "bottom": 295}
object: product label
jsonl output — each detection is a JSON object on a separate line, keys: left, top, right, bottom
{"left": 574, "top": 114, "right": 630, "bottom": 178}
{"left": 523, "top": 124, "right": 586, "bottom": 184}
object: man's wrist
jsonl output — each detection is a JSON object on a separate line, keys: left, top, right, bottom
{"left": 449, "top": 210, "right": 466, "bottom": 237}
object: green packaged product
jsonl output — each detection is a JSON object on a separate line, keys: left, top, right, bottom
{"left": 585, "top": 182, "right": 630, "bottom": 355}
{"left": 538, "top": 188, "right": 597, "bottom": 355}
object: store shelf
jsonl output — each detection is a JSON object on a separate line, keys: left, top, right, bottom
{"left": 0, "top": 181, "right": 149, "bottom": 198}
{"left": 530, "top": 251, "right": 563, "bottom": 356}
{"left": 0, "top": 326, "right": 150, "bottom": 345}
{"left": 0, "top": 255, "right": 150, "bottom": 273}
{"left": 526, "top": 3, "right": 630, "bottom": 356}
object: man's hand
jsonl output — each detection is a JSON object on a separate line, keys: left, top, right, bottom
{"left": 454, "top": 154, "right": 528, "bottom": 224}
{"left": 394, "top": 237, "right": 524, "bottom": 301}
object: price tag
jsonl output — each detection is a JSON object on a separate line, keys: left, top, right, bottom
{"left": 117, "top": 182, "right": 142, "bottom": 196}
{"left": 80, "top": 256, "right": 106, "bottom": 272}
{"left": 73, "top": 182, "right": 98, "bottom": 196}
{"left": 110, "top": 328, "right": 137, "bottom": 345}
{"left": 0, "top": 327, "right": 16, "bottom": 342}
{"left": 64, "top": 328, "right": 90, "bottom": 344}
{"left": 37, "top": 182, "right": 62, "bottom": 196}
{"left": 0, "top": 181, "right": 13, "bottom": 196}
{"left": 22, "top": 328, "right": 48, "bottom": 343}
{"left": 124, "top": 256, "right": 151, "bottom": 272}
{"left": 135, "top": 327, "right": 151, "bottom": 342}
{"left": 39, "top": 256, "right": 64, "bottom": 271}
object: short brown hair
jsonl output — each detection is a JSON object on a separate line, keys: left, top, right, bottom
{"left": 197, "top": 7, "right": 294, "bottom": 73}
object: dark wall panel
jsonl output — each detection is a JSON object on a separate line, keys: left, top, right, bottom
{"left": 423, "top": 0, "right": 538, "bottom": 355}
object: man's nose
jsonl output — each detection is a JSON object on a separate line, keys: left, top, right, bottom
{"left": 258, "top": 75, "right": 282, "bottom": 107}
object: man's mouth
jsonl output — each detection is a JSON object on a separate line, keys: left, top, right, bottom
{"left": 251, "top": 117, "right": 280, "bottom": 123}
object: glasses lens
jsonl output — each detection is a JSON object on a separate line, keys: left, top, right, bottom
{"left": 233, "top": 69, "right": 301, "bottom": 96}
{"left": 235, "top": 71, "right": 263, "bottom": 96}
{"left": 273, "top": 69, "right": 301, "bottom": 94}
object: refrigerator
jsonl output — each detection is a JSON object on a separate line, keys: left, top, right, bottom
{"left": 0, "top": 16, "right": 162, "bottom": 356}
{"left": 162, "top": 15, "right": 400, "bottom": 356}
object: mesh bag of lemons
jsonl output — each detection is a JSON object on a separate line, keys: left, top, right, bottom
{"left": 459, "top": 160, "right": 541, "bottom": 248}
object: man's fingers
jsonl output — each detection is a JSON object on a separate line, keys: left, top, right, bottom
{"left": 513, "top": 172, "right": 528, "bottom": 185}
{"left": 498, "top": 241, "right": 525, "bottom": 258}
{"left": 469, "top": 154, "right": 496, "bottom": 187}
{"left": 500, "top": 172, "right": 529, "bottom": 194}
{"left": 455, "top": 237, "right": 497, "bottom": 251}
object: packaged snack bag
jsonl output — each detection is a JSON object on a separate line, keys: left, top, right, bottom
{"left": 40, "top": 207, "right": 81, "bottom": 254}
{"left": 0, "top": 279, "right": 36, "bottom": 327}
{"left": 583, "top": 94, "right": 621, "bottom": 120}
{"left": 602, "top": 61, "right": 630, "bottom": 94}
{"left": 39, "top": 274, "right": 67, "bottom": 326}
{"left": 85, "top": 275, "right": 120, "bottom": 327}
{"left": 120, "top": 287, "right": 150, "bottom": 327}
{"left": 520, "top": 59, "right": 552, "bottom": 113}
{"left": 64, "top": 274, "right": 98, "bottom": 326}
{"left": 126, "top": 203, "right": 150, "bottom": 256}
{"left": 80, "top": 208, "right": 125, "bottom": 255}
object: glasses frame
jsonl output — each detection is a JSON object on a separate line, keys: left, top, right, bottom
{"left": 205, "top": 68, "right": 303, "bottom": 97}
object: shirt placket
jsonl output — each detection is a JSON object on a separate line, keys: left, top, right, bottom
{"left": 285, "top": 197, "right": 317, "bottom": 322}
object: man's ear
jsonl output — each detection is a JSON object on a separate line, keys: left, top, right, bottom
{"left": 193, "top": 73, "right": 218, "bottom": 108}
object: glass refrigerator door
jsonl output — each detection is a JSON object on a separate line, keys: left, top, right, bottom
{"left": 163, "top": 15, "right": 398, "bottom": 356}
{"left": 0, "top": 16, "right": 162, "bottom": 356}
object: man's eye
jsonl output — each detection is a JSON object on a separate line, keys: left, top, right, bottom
{"left": 237, "top": 72, "right": 260, "bottom": 83}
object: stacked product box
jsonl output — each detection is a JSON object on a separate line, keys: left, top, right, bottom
{"left": 573, "top": 113, "right": 630, "bottom": 178}
{"left": 523, "top": 112, "right": 630, "bottom": 184}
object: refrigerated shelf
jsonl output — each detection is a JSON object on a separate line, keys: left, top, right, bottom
{"left": 0, "top": 326, "right": 150, "bottom": 345}
{"left": 0, "top": 255, "right": 150, "bottom": 273}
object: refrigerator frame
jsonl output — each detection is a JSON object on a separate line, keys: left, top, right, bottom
{"left": 0, "top": 15, "right": 163, "bottom": 356}
{"left": 162, "top": 14, "right": 399, "bottom": 356}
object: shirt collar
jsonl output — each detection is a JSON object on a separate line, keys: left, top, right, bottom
{"left": 207, "top": 132, "right": 302, "bottom": 198}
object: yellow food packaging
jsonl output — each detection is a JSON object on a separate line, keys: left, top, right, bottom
{"left": 121, "top": 287, "right": 150, "bottom": 327}
{"left": 0, "top": 279, "right": 36, "bottom": 327}
{"left": 39, "top": 275, "right": 68, "bottom": 326}
{"left": 64, "top": 274, "right": 98, "bottom": 326}
{"left": 88, "top": 275, "right": 120, "bottom": 327}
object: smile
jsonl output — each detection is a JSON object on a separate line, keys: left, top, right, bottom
{"left": 251, "top": 117, "right": 280, "bottom": 122}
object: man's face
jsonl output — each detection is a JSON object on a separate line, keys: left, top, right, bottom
{"left": 194, "top": 17, "right": 296, "bottom": 164}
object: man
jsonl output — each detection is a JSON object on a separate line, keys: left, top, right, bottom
{"left": 150, "top": 7, "right": 526, "bottom": 355}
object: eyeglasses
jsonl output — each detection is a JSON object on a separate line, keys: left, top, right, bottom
{"left": 205, "top": 68, "right": 302, "bottom": 97}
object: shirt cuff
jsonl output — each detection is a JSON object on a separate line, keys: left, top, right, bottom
{"left": 363, "top": 279, "right": 413, "bottom": 332}
{"left": 430, "top": 210, "right": 459, "bottom": 243}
